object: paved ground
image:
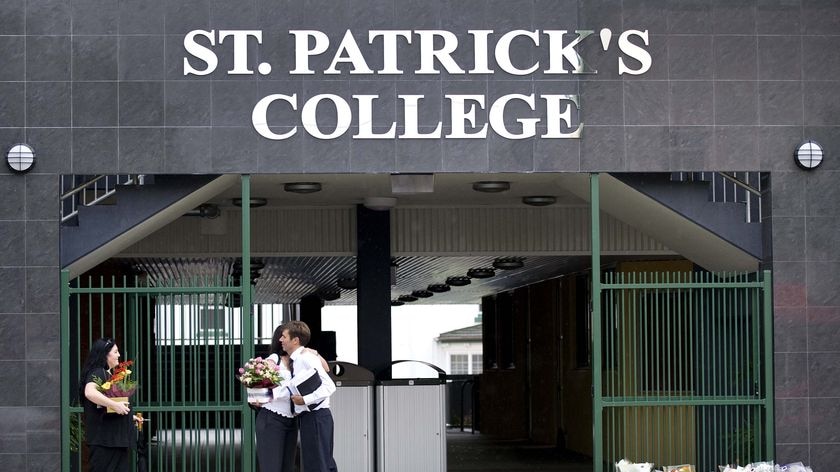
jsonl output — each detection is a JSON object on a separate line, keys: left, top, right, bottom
{"left": 447, "top": 430, "right": 593, "bottom": 471}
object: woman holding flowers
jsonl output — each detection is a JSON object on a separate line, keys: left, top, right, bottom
{"left": 79, "top": 338, "right": 139, "bottom": 472}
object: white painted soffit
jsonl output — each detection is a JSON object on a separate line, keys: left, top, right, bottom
{"left": 556, "top": 173, "right": 760, "bottom": 272}
{"left": 66, "top": 174, "right": 239, "bottom": 278}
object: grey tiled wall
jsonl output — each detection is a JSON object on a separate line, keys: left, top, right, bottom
{"left": 1, "top": 0, "right": 839, "bottom": 469}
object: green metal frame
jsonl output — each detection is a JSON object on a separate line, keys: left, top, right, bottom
{"left": 590, "top": 173, "right": 774, "bottom": 471}
{"left": 61, "top": 175, "right": 257, "bottom": 471}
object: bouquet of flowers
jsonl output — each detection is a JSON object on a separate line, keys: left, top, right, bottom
{"left": 237, "top": 357, "right": 283, "bottom": 403}
{"left": 93, "top": 360, "right": 138, "bottom": 412}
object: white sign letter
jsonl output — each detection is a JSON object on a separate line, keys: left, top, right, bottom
{"left": 326, "top": 30, "right": 374, "bottom": 74}
{"left": 252, "top": 94, "right": 298, "bottom": 140}
{"left": 399, "top": 95, "right": 442, "bottom": 138}
{"left": 541, "top": 94, "right": 582, "bottom": 138}
{"left": 218, "top": 30, "right": 263, "bottom": 75}
{"left": 369, "top": 30, "right": 412, "bottom": 74}
{"left": 302, "top": 94, "right": 352, "bottom": 139}
{"left": 495, "top": 30, "right": 540, "bottom": 76}
{"left": 618, "top": 30, "right": 652, "bottom": 75}
{"left": 290, "top": 30, "right": 330, "bottom": 74}
{"left": 446, "top": 95, "right": 487, "bottom": 138}
{"left": 489, "top": 94, "right": 538, "bottom": 140}
{"left": 415, "top": 31, "right": 465, "bottom": 74}
{"left": 183, "top": 30, "right": 217, "bottom": 76}
{"left": 354, "top": 95, "right": 396, "bottom": 139}
{"left": 544, "top": 30, "right": 597, "bottom": 74}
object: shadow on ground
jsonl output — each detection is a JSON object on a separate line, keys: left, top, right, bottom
{"left": 447, "top": 430, "right": 593, "bottom": 471}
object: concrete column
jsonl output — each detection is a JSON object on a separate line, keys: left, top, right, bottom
{"left": 356, "top": 204, "right": 392, "bottom": 377}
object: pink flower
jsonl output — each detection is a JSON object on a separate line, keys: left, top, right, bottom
{"left": 238, "top": 367, "right": 245, "bottom": 374}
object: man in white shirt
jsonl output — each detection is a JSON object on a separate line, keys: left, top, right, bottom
{"left": 280, "top": 320, "right": 339, "bottom": 472}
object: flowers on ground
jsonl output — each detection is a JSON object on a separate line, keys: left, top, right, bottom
{"left": 237, "top": 357, "right": 283, "bottom": 388}
{"left": 94, "top": 360, "right": 138, "bottom": 397}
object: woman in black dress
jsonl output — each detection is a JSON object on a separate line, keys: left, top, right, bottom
{"left": 79, "top": 338, "right": 137, "bottom": 472}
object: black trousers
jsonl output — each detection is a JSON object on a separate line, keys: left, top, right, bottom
{"left": 88, "top": 445, "right": 129, "bottom": 472}
{"left": 298, "top": 408, "right": 338, "bottom": 472}
{"left": 255, "top": 409, "right": 298, "bottom": 472}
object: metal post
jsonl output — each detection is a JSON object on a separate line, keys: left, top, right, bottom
{"left": 241, "top": 175, "right": 254, "bottom": 471}
{"left": 60, "top": 269, "right": 71, "bottom": 471}
{"left": 590, "top": 173, "right": 603, "bottom": 472}
{"left": 762, "top": 270, "right": 774, "bottom": 460}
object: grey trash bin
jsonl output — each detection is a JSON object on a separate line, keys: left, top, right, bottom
{"left": 328, "top": 361, "right": 375, "bottom": 472}
{"left": 376, "top": 360, "right": 447, "bottom": 472}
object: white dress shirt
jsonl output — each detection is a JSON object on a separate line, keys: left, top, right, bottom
{"left": 261, "top": 353, "right": 294, "bottom": 418}
{"left": 289, "top": 347, "right": 336, "bottom": 414}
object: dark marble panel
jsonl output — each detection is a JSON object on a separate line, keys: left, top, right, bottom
{"left": 25, "top": 360, "right": 59, "bottom": 406}
{"left": 396, "top": 135, "right": 445, "bottom": 172}
{"left": 774, "top": 352, "right": 808, "bottom": 398}
{"left": 119, "top": 36, "right": 165, "bottom": 81}
{"left": 803, "top": 127, "right": 840, "bottom": 171}
{"left": 772, "top": 216, "right": 806, "bottom": 262}
{"left": 669, "top": 81, "right": 713, "bottom": 126}
{"left": 256, "top": 0, "right": 305, "bottom": 33}
{"left": 801, "top": 0, "right": 840, "bottom": 35}
{"left": 440, "top": 0, "right": 487, "bottom": 31}
{"left": 70, "top": 0, "right": 118, "bottom": 35}
{"left": 119, "top": 82, "right": 165, "bottom": 127}
{"left": 209, "top": 0, "right": 257, "bottom": 29}
{"left": 807, "top": 306, "right": 840, "bottom": 354}
{"left": 71, "top": 128, "right": 118, "bottom": 174}
{"left": 579, "top": 81, "right": 623, "bottom": 126}
{"left": 25, "top": 314, "right": 59, "bottom": 361}
{"left": 714, "top": 35, "right": 757, "bottom": 80}
{"left": 24, "top": 175, "right": 58, "bottom": 221}
{"left": 487, "top": 0, "right": 533, "bottom": 31}
{"left": 804, "top": 81, "right": 840, "bottom": 127}
{"left": 806, "top": 217, "right": 840, "bottom": 262}
{"left": 715, "top": 81, "right": 758, "bottom": 126}
{"left": 802, "top": 36, "right": 840, "bottom": 81}
{"left": 350, "top": 0, "right": 395, "bottom": 31}
{"left": 0, "top": 37, "right": 25, "bottom": 81}
{"left": 25, "top": 221, "right": 58, "bottom": 267}
{"left": 623, "top": 0, "right": 668, "bottom": 34}
{"left": 26, "top": 82, "right": 71, "bottom": 128}
{"left": 667, "top": 35, "right": 713, "bottom": 80}
{"left": 488, "top": 81, "right": 538, "bottom": 128}
{"left": 26, "top": 407, "right": 60, "bottom": 436}
{"left": 772, "top": 261, "right": 806, "bottom": 307}
{"left": 810, "top": 397, "right": 840, "bottom": 442}
{"left": 758, "top": 36, "right": 801, "bottom": 81}
{"left": 0, "top": 177, "right": 25, "bottom": 220}
{"left": 769, "top": 171, "right": 806, "bottom": 216}
{"left": 165, "top": 81, "right": 212, "bottom": 127}
{"left": 398, "top": 81, "right": 443, "bottom": 129}
{"left": 623, "top": 81, "right": 668, "bottom": 126}
{"left": 301, "top": 80, "right": 352, "bottom": 132}
{"left": 625, "top": 126, "right": 670, "bottom": 171}
{"left": 804, "top": 171, "right": 840, "bottom": 217}
{"left": 0, "top": 0, "right": 24, "bottom": 34}
{"left": 713, "top": 126, "right": 758, "bottom": 170}
{"left": 71, "top": 36, "right": 118, "bottom": 81}
{"left": 0, "top": 361, "right": 26, "bottom": 405}
{"left": 775, "top": 398, "right": 809, "bottom": 444}
{"left": 488, "top": 36, "right": 539, "bottom": 81}
{"left": 164, "top": 127, "right": 213, "bottom": 173}
{"left": 257, "top": 129, "right": 305, "bottom": 173}
{"left": 211, "top": 80, "right": 259, "bottom": 126}
{"left": 0, "top": 314, "right": 26, "bottom": 360}
{"left": 580, "top": 126, "right": 625, "bottom": 171}
{"left": 807, "top": 261, "right": 840, "bottom": 306}
{"left": 27, "top": 453, "right": 60, "bottom": 471}
{"left": 533, "top": 132, "right": 581, "bottom": 171}
{"left": 119, "top": 0, "right": 165, "bottom": 34}
{"left": 0, "top": 222, "right": 24, "bottom": 267}
{"left": 809, "top": 352, "right": 840, "bottom": 398}
{"left": 0, "top": 406, "right": 26, "bottom": 452}
{"left": 0, "top": 83, "right": 25, "bottom": 128}
{"left": 27, "top": 430, "right": 59, "bottom": 454}
{"left": 758, "top": 81, "right": 803, "bottom": 126}
{"left": 72, "top": 82, "right": 118, "bottom": 127}
{"left": 774, "top": 444, "right": 809, "bottom": 466}
{"left": 24, "top": 128, "right": 71, "bottom": 175}
{"left": 302, "top": 133, "right": 351, "bottom": 172}
{"left": 165, "top": 34, "right": 195, "bottom": 81}
{"left": 350, "top": 137, "right": 397, "bottom": 173}
{"left": 441, "top": 135, "right": 486, "bottom": 172}
{"left": 211, "top": 127, "right": 262, "bottom": 172}
{"left": 119, "top": 128, "right": 165, "bottom": 173}
{"left": 349, "top": 81, "right": 397, "bottom": 129}
{"left": 26, "top": 268, "right": 58, "bottom": 314}
{"left": 394, "top": 0, "right": 442, "bottom": 30}
{"left": 164, "top": 0, "right": 211, "bottom": 35}
{"left": 712, "top": 0, "right": 756, "bottom": 34}
{"left": 578, "top": 0, "right": 622, "bottom": 32}
{"left": 759, "top": 127, "right": 803, "bottom": 172}
{"left": 757, "top": 0, "right": 801, "bottom": 34}
{"left": 667, "top": 0, "right": 713, "bottom": 34}
{"left": 0, "top": 129, "right": 25, "bottom": 176}
{"left": 0, "top": 454, "right": 25, "bottom": 470}
{"left": 26, "top": 0, "right": 70, "bottom": 35}
{"left": 489, "top": 134, "right": 535, "bottom": 172}
{"left": 810, "top": 443, "right": 840, "bottom": 472}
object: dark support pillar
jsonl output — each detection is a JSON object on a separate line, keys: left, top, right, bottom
{"left": 356, "top": 204, "right": 392, "bottom": 378}
{"left": 300, "top": 293, "right": 324, "bottom": 350}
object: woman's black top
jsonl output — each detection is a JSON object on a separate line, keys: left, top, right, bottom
{"left": 82, "top": 367, "right": 135, "bottom": 448}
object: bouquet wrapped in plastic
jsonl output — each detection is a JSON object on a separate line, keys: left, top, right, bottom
{"left": 236, "top": 357, "right": 284, "bottom": 403}
{"left": 616, "top": 459, "right": 654, "bottom": 472}
{"left": 93, "top": 360, "right": 138, "bottom": 412}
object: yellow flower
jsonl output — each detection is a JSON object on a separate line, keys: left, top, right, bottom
{"left": 101, "top": 382, "right": 112, "bottom": 390}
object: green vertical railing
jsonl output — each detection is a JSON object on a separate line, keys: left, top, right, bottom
{"left": 590, "top": 174, "right": 774, "bottom": 471}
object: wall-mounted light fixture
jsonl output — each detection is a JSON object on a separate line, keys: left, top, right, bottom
{"left": 493, "top": 257, "right": 525, "bottom": 270}
{"left": 472, "top": 181, "right": 510, "bottom": 193}
{"left": 522, "top": 196, "right": 556, "bottom": 206}
{"left": 284, "top": 182, "right": 322, "bottom": 193}
{"left": 7, "top": 144, "right": 35, "bottom": 173}
{"left": 794, "top": 140, "right": 824, "bottom": 170}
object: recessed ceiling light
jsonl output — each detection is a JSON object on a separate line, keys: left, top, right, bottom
{"left": 319, "top": 290, "right": 341, "bottom": 302}
{"left": 427, "top": 284, "right": 451, "bottom": 293}
{"left": 284, "top": 182, "right": 322, "bottom": 193}
{"left": 363, "top": 197, "right": 397, "bottom": 211}
{"left": 337, "top": 277, "right": 357, "bottom": 290}
{"left": 467, "top": 268, "right": 496, "bottom": 279}
{"left": 391, "top": 300, "right": 405, "bottom": 306}
{"left": 472, "top": 181, "right": 511, "bottom": 193}
{"left": 232, "top": 197, "right": 268, "bottom": 208}
{"left": 493, "top": 257, "right": 525, "bottom": 270}
{"left": 522, "top": 196, "right": 556, "bottom": 206}
{"left": 412, "top": 289, "right": 434, "bottom": 298}
{"left": 398, "top": 294, "right": 418, "bottom": 302}
{"left": 446, "top": 276, "right": 472, "bottom": 287}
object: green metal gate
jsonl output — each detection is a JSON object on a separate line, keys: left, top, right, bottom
{"left": 60, "top": 175, "right": 279, "bottom": 471}
{"left": 590, "top": 174, "right": 774, "bottom": 472}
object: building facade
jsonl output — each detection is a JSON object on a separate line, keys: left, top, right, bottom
{"left": 1, "top": 0, "right": 839, "bottom": 469}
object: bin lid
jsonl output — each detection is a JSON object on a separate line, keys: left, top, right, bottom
{"left": 377, "top": 359, "right": 447, "bottom": 383}
{"left": 377, "top": 378, "right": 445, "bottom": 386}
{"left": 328, "top": 361, "right": 374, "bottom": 386}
